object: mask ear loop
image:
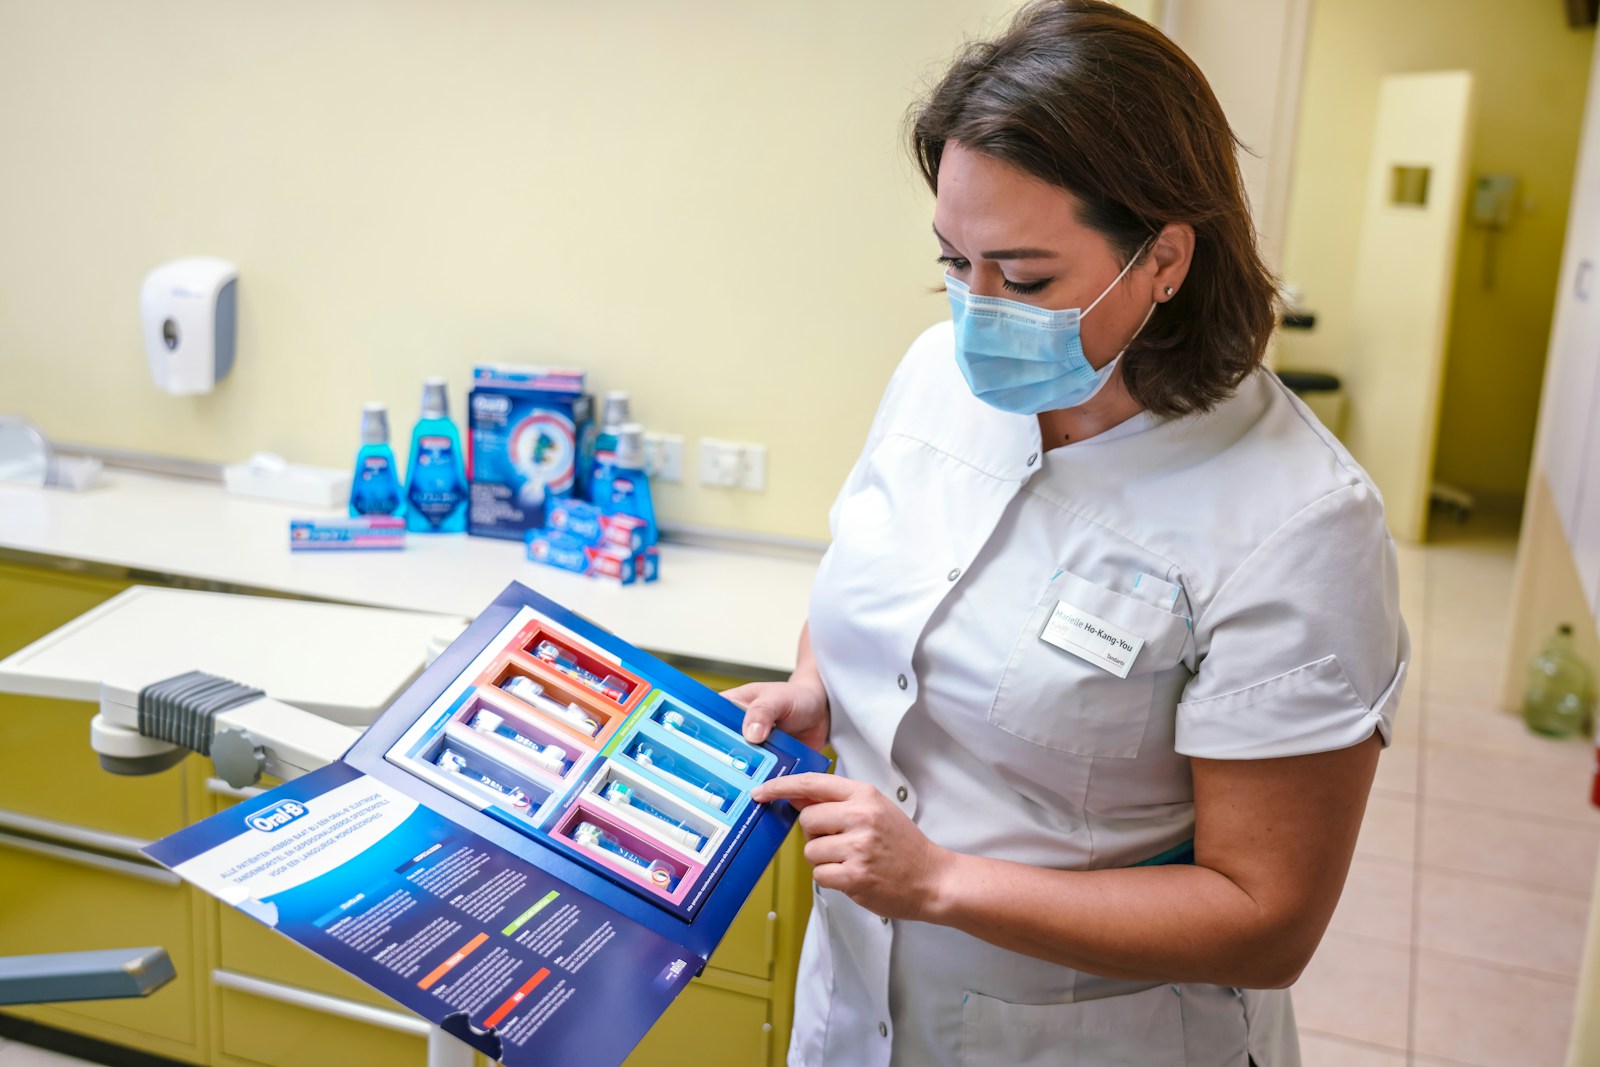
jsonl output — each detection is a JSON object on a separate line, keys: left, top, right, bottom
{"left": 1082, "top": 234, "right": 1157, "bottom": 317}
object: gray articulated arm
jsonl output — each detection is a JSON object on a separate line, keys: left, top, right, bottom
{"left": 0, "top": 948, "right": 175, "bottom": 1006}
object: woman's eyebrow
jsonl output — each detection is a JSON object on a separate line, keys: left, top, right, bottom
{"left": 932, "top": 224, "right": 1060, "bottom": 261}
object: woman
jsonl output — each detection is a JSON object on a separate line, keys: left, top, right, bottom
{"left": 729, "top": 3, "right": 1408, "bottom": 1065}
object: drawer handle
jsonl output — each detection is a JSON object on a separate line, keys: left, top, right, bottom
{"left": 0, "top": 806, "right": 154, "bottom": 860}
{"left": 0, "top": 829, "right": 178, "bottom": 886}
{"left": 211, "top": 969, "right": 431, "bottom": 1036}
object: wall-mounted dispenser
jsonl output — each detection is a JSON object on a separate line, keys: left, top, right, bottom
{"left": 139, "top": 257, "right": 238, "bottom": 395}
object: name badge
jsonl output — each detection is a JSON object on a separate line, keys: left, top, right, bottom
{"left": 1040, "top": 601, "right": 1144, "bottom": 678}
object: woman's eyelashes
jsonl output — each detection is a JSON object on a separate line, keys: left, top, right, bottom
{"left": 935, "top": 256, "right": 1052, "bottom": 296}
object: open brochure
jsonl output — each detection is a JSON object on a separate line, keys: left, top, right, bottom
{"left": 145, "top": 581, "right": 829, "bottom": 1066}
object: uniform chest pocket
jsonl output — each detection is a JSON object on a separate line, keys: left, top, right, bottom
{"left": 989, "top": 570, "right": 1192, "bottom": 758}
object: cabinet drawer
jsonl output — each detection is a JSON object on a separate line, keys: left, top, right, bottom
{"left": 205, "top": 778, "right": 404, "bottom": 1011}
{"left": 0, "top": 562, "right": 131, "bottom": 658}
{"left": 624, "top": 980, "right": 771, "bottom": 1067}
{"left": 0, "top": 694, "right": 188, "bottom": 838}
{"left": 214, "top": 975, "right": 428, "bottom": 1067}
{"left": 215, "top": 905, "right": 413, "bottom": 1014}
{"left": 0, "top": 836, "right": 197, "bottom": 1051}
{"left": 706, "top": 862, "right": 776, "bottom": 980}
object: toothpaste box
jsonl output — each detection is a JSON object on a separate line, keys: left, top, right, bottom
{"left": 526, "top": 529, "right": 639, "bottom": 584}
{"left": 545, "top": 500, "right": 650, "bottom": 555}
{"left": 468, "top": 365, "right": 594, "bottom": 542}
{"left": 289, "top": 516, "right": 406, "bottom": 551}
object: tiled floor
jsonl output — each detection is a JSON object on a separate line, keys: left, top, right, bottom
{"left": 1295, "top": 510, "right": 1600, "bottom": 1067}
{"left": 4, "top": 512, "right": 1596, "bottom": 1067}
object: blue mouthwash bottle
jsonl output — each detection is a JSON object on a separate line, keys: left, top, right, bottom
{"left": 348, "top": 402, "right": 404, "bottom": 518}
{"left": 405, "top": 378, "right": 468, "bottom": 533}
{"left": 587, "top": 391, "right": 631, "bottom": 502}
{"left": 591, "top": 423, "right": 657, "bottom": 546}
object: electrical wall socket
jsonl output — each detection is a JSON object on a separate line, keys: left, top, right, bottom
{"left": 642, "top": 432, "right": 684, "bottom": 482}
{"left": 699, "top": 439, "right": 766, "bottom": 492}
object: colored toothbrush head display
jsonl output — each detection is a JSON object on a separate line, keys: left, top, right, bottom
{"left": 434, "top": 747, "right": 532, "bottom": 810}
{"left": 468, "top": 709, "right": 568, "bottom": 774}
{"left": 573, "top": 821, "right": 677, "bottom": 888}
{"left": 631, "top": 742, "right": 733, "bottom": 811}
{"left": 533, "top": 640, "right": 633, "bottom": 704}
{"left": 660, "top": 709, "right": 751, "bottom": 773}
{"left": 601, "top": 781, "right": 707, "bottom": 851}
{"left": 501, "top": 674, "right": 601, "bottom": 736}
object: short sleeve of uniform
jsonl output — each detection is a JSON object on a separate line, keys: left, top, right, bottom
{"left": 826, "top": 325, "right": 939, "bottom": 538}
{"left": 1175, "top": 481, "right": 1410, "bottom": 759}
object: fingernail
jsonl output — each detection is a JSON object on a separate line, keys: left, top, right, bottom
{"left": 744, "top": 723, "right": 766, "bottom": 742}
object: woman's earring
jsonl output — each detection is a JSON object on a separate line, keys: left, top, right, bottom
{"left": 1163, "top": 286, "right": 1175, "bottom": 298}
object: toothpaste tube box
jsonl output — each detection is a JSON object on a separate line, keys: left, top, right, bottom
{"left": 526, "top": 529, "right": 639, "bottom": 584}
{"left": 289, "top": 516, "right": 406, "bottom": 551}
{"left": 468, "top": 365, "right": 594, "bottom": 542}
{"left": 638, "top": 545, "right": 660, "bottom": 583}
{"left": 545, "top": 500, "right": 650, "bottom": 555}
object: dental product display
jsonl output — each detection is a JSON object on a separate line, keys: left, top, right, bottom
{"left": 601, "top": 782, "right": 707, "bottom": 851}
{"left": 436, "top": 746, "right": 534, "bottom": 810}
{"left": 589, "top": 390, "right": 631, "bottom": 491}
{"left": 659, "top": 709, "right": 751, "bottom": 772}
{"left": 526, "top": 496, "right": 660, "bottom": 586}
{"left": 500, "top": 673, "right": 601, "bottom": 736}
{"left": 349, "top": 401, "right": 405, "bottom": 517}
{"left": 405, "top": 378, "right": 469, "bottom": 533}
{"left": 143, "top": 581, "right": 826, "bottom": 1067}
{"left": 469, "top": 708, "right": 569, "bottom": 773}
{"left": 535, "top": 638, "right": 634, "bottom": 703}
{"left": 629, "top": 740, "right": 735, "bottom": 811}
{"left": 590, "top": 423, "right": 658, "bottom": 547}
{"left": 468, "top": 363, "right": 595, "bottom": 541}
{"left": 288, "top": 515, "right": 406, "bottom": 551}
{"left": 573, "top": 820, "right": 678, "bottom": 888}
{"left": 526, "top": 528, "right": 651, "bottom": 584}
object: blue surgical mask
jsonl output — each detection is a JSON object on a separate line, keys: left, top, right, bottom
{"left": 946, "top": 242, "right": 1154, "bottom": 415}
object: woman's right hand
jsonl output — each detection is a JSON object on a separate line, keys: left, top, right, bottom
{"left": 724, "top": 679, "right": 831, "bottom": 753}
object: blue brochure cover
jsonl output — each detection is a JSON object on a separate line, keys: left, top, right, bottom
{"left": 143, "top": 581, "right": 828, "bottom": 1067}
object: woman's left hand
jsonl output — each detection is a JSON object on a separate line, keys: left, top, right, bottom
{"left": 752, "top": 772, "right": 947, "bottom": 921}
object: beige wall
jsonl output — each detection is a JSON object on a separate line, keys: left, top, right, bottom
{"left": 1280, "top": 0, "right": 1591, "bottom": 503}
{"left": 0, "top": 0, "right": 1027, "bottom": 540}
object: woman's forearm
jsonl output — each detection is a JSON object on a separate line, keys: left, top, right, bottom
{"left": 915, "top": 738, "right": 1380, "bottom": 990}
{"left": 920, "top": 851, "right": 1308, "bottom": 989}
{"left": 790, "top": 623, "right": 830, "bottom": 712}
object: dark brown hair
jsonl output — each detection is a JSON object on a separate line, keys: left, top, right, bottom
{"left": 910, "top": 0, "right": 1277, "bottom": 417}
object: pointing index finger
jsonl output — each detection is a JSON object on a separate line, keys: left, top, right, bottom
{"left": 752, "top": 771, "right": 855, "bottom": 806}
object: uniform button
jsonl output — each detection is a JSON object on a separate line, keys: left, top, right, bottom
{"left": 896, "top": 785, "right": 908, "bottom": 802}
{"left": 1026, "top": 452, "right": 1038, "bottom": 466}
{"left": 947, "top": 567, "right": 961, "bottom": 581}
{"left": 896, "top": 674, "right": 908, "bottom": 690}
{"left": 878, "top": 1022, "right": 889, "bottom": 1038}
{"left": 881, "top": 915, "right": 890, "bottom": 925}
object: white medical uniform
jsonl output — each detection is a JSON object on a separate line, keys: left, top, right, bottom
{"left": 793, "top": 322, "right": 1409, "bottom": 1067}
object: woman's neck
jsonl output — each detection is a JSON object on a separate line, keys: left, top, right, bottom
{"left": 1035, "top": 370, "right": 1144, "bottom": 447}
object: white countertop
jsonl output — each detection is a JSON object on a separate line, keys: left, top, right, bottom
{"left": 0, "top": 472, "right": 817, "bottom": 675}
{"left": 0, "top": 586, "right": 464, "bottom": 725}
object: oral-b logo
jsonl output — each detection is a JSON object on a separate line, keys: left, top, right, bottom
{"left": 246, "top": 800, "right": 307, "bottom": 832}
{"left": 473, "top": 394, "right": 511, "bottom": 416}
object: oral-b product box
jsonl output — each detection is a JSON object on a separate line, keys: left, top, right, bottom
{"left": 468, "top": 365, "right": 594, "bottom": 542}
